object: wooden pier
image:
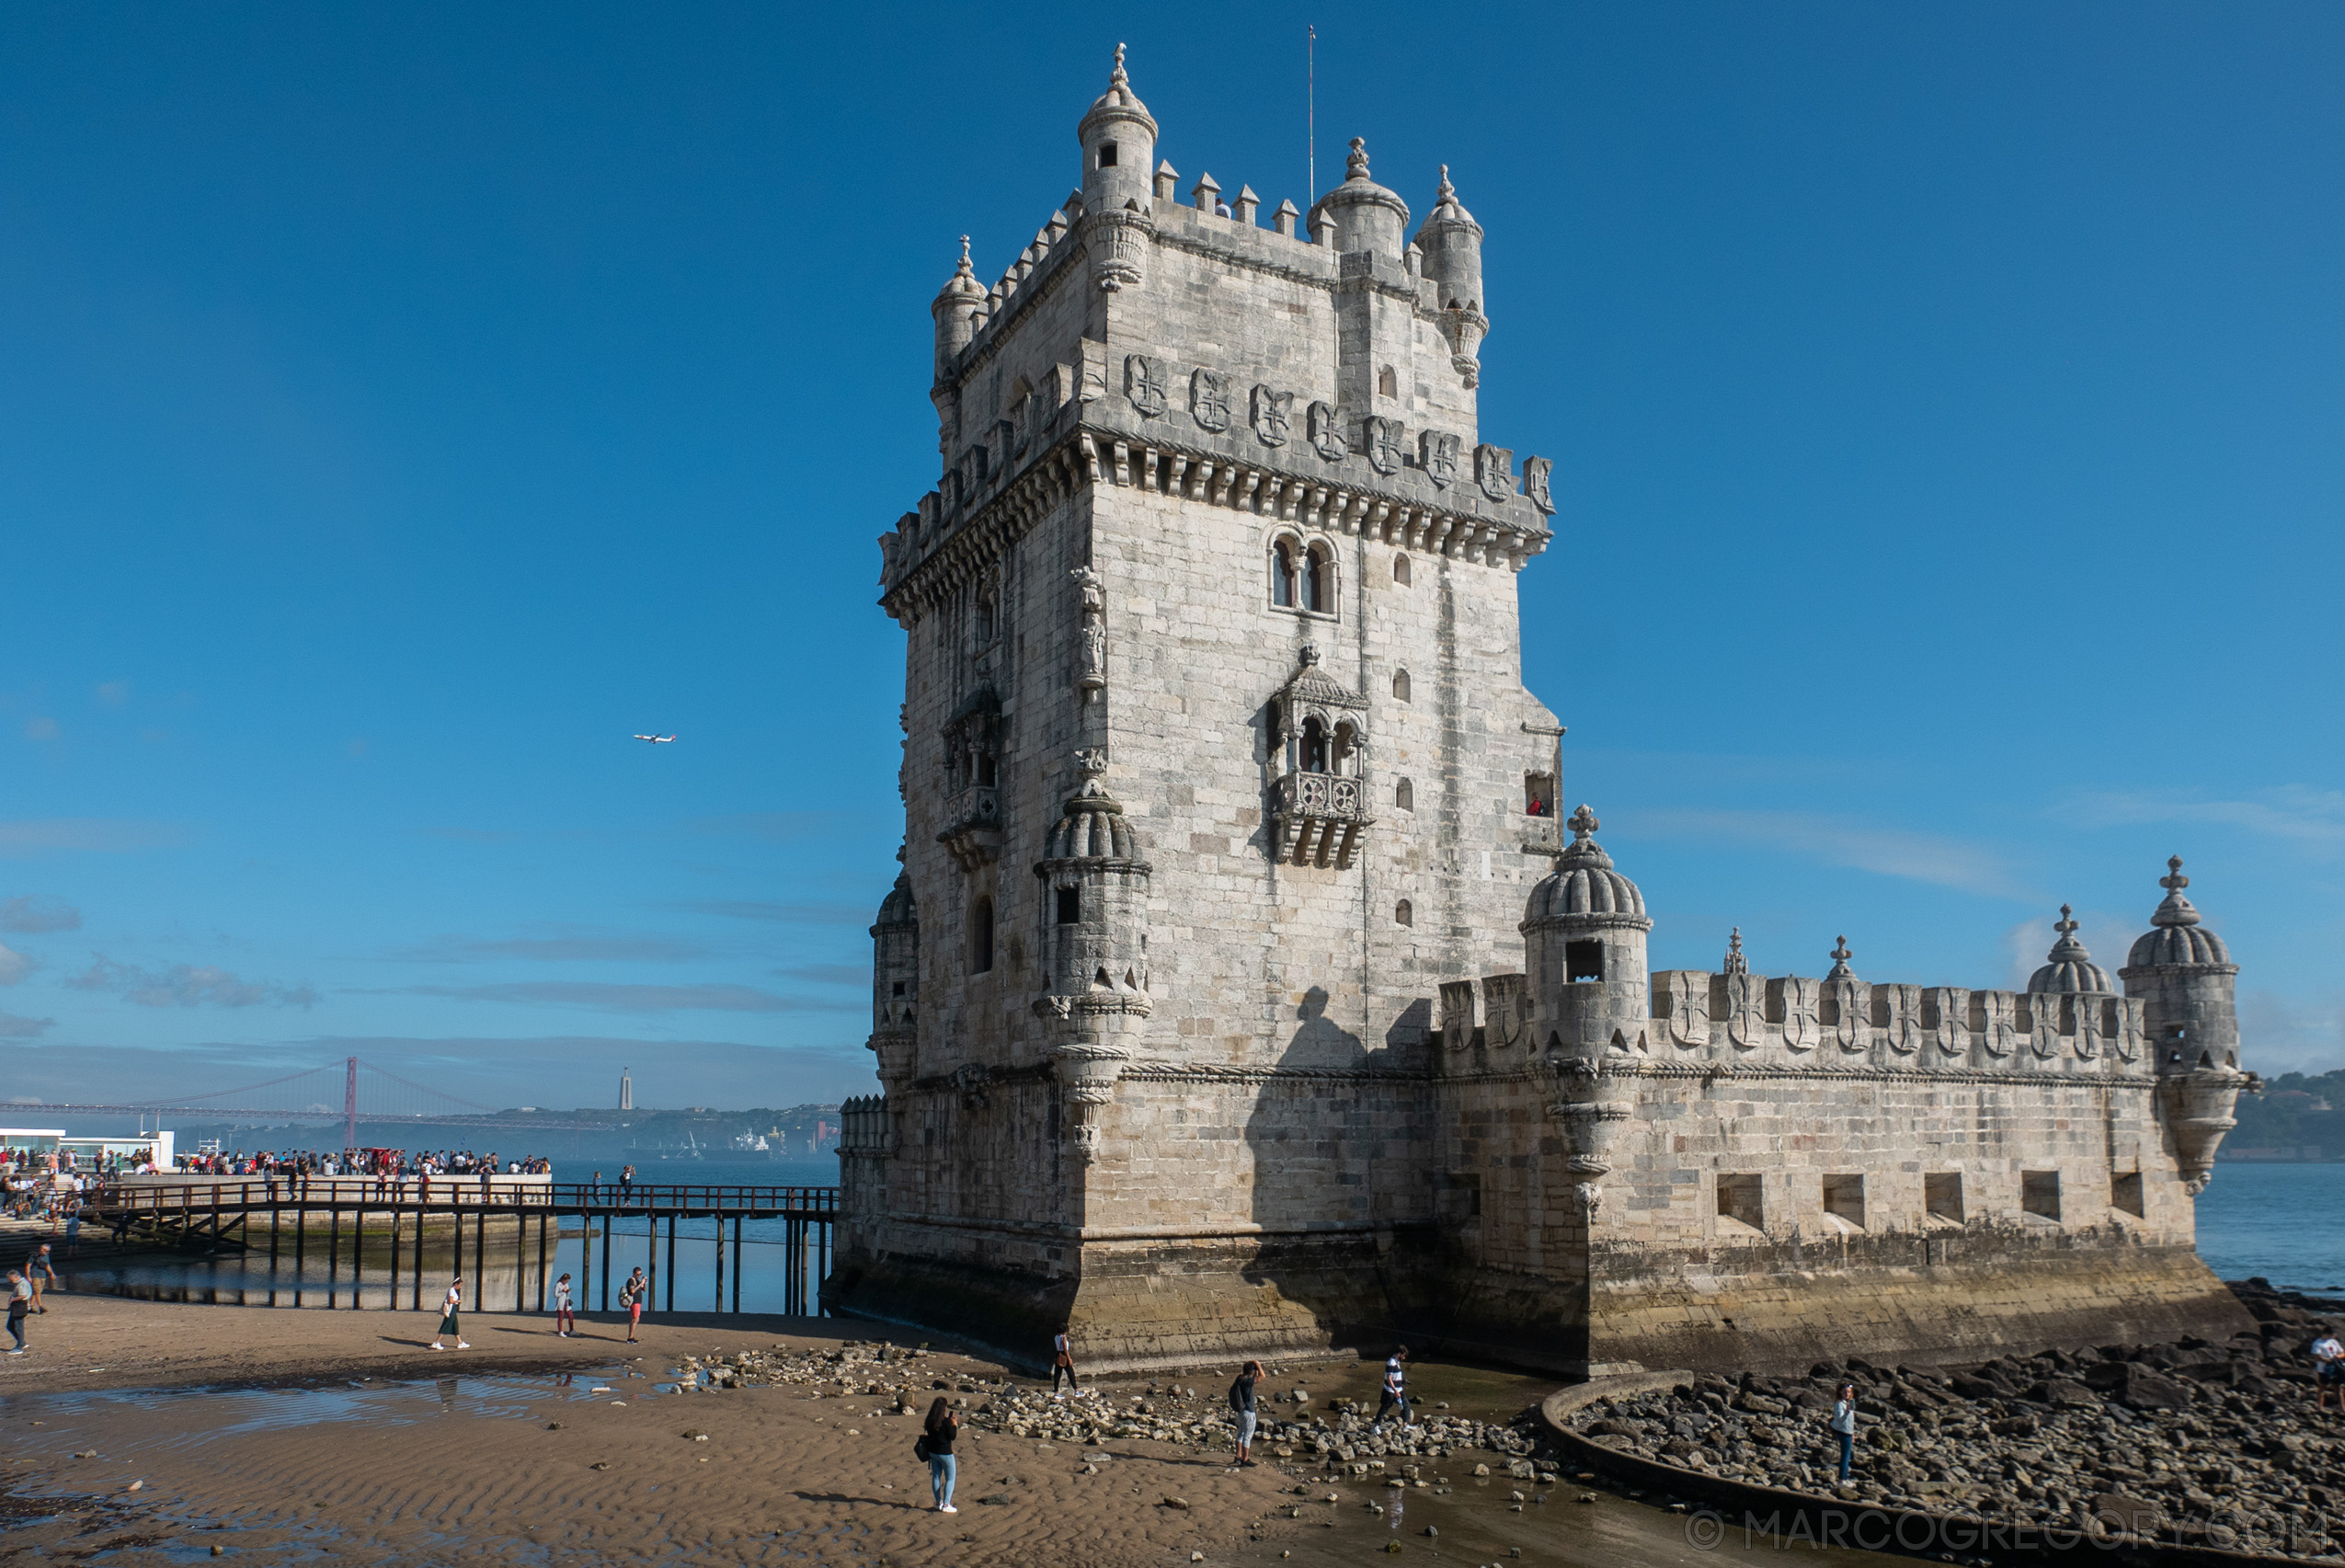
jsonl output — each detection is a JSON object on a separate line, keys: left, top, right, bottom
{"left": 92, "top": 1180, "right": 839, "bottom": 1315}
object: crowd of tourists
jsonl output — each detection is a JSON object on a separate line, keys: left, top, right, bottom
{"left": 171, "top": 1148, "right": 554, "bottom": 1179}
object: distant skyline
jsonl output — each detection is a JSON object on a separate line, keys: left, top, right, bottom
{"left": 3, "top": 3, "right": 2340, "bottom": 1107}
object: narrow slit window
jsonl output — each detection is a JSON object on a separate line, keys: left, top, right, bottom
{"left": 1378, "top": 365, "right": 1397, "bottom": 397}
{"left": 1393, "top": 554, "right": 1412, "bottom": 585}
{"left": 1395, "top": 777, "right": 1413, "bottom": 811}
{"left": 1394, "top": 899, "right": 1413, "bottom": 927}
{"left": 969, "top": 896, "right": 995, "bottom": 975}
{"left": 1056, "top": 887, "right": 1081, "bottom": 926}
{"left": 1392, "top": 669, "right": 1411, "bottom": 702}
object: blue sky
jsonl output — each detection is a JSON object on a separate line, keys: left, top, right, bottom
{"left": 2, "top": 3, "right": 2339, "bottom": 1111}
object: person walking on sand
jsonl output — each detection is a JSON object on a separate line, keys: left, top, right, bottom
{"left": 621, "top": 1267, "right": 646, "bottom": 1343}
{"left": 1830, "top": 1380, "right": 1859, "bottom": 1482}
{"left": 5, "top": 1269, "right": 29, "bottom": 1354}
{"left": 430, "top": 1274, "right": 469, "bottom": 1350}
{"left": 1229, "top": 1358, "right": 1263, "bottom": 1466}
{"left": 1372, "top": 1345, "right": 1411, "bottom": 1433}
{"left": 2312, "top": 1325, "right": 2344, "bottom": 1413}
{"left": 553, "top": 1271, "right": 577, "bottom": 1337}
{"left": 1049, "top": 1330, "right": 1078, "bottom": 1398}
{"left": 921, "top": 1396, "right": 959, "bottom": 1513}
{"left": 27, "top": 1242, "right": 59, "bottom": 1313}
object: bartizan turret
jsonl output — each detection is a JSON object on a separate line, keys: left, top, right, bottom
{"left": 1413, "top": 166, "right": 1488, "bottom": 387}
{"left": 866, "top": 858, "right": 921, "bottom": 1090}
{"left": 1077, "top": 43, "right": 1156, "bottom": 292}
{"left": 2120, "top": 856, "right": 2248, "bottom": 1193}
{"left": 1033, "top": 751, "right": 1152, "bottom": 1163}
{"left": 1521, "top": 805, "right": 1651, "bottom": 1215}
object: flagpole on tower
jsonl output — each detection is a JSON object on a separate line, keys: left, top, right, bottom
{"left": 1308, "top": 25, "right": 1317, "bottom": 202}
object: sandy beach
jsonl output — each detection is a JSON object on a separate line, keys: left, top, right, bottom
{"left": 0, "top": 1293, "right": 1788, "bottom": 1568}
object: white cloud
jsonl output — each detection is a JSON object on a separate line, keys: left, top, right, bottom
{"left": 1631, "top": 808, "right": 2026, "bottom": 898}
{"left": 0, "top": 894, "right": 82, "bottom": 933}
{"left": 66, "top": 954, "right": 318, "bottom": 1010}
{"left": 2074, "top": 786, "right": 2345, "bottom": 853}
{"left": 2240, "top": 990, "right": 2345, "bottom": 1077}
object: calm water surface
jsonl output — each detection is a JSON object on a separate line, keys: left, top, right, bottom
{"left": 2196, "top": 1161, "right": 2345, "bottom": 1295}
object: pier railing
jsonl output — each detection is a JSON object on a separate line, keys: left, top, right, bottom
{"left": 83, "top": 1179, "right": 841, "bottom": 1316}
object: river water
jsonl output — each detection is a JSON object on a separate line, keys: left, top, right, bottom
{"left": 2194, "top": 1160, "right": 2345, "bottom": 1296}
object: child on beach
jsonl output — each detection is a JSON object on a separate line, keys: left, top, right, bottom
{"left": 554, "top": 1272, "right": 576, "bottom": 1336}
{"left": 431, "top": 1275, "right": 469, "bottom": 1350}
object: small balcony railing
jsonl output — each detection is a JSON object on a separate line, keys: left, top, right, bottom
{"left": 1272, "top": 771, "right": 1370, "bottom": 869}
{"left": 938, "top": 784, "right": 1001, "bottom": 871}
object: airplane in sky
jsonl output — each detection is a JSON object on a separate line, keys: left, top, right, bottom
{"left": 632, "top": 733, "right": 676, "bottom": 745}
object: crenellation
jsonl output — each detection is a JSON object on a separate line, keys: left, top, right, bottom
{"left": 832, "top": 47, "right": 2254, "bottom": 1379}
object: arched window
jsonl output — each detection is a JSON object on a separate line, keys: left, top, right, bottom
{"left": 1302, "top": 542, "right": 1333, "bottom": 613}
{"left": 1393, "top": 554, "right": 1412, "bottom": 586}
{"left": 1395, "top": 898, "right": 1413, "bottom": 927}
{"left": 1392, "top": 669, "right": 1411, "bottom": 703}
{"left": 974, "top": 592, "right": 996, "bottom": 646}
{"left": 1378, "top": 365, "right": 1398, "bottom": 397}
{"left": 1300, "top": 716, "right": 1329, "bottom": 773}
{"left": 1331, "top": 720, "right": 1358, "bottom": 777}
{"left": 969, "top": 896, "right": 995, "bottom": 974}
{"left": 1270, "top": 538, "right": 1299, "bottom": 607}
{"left": 1395, "top": 777, "right": 1413, "bottom": 811}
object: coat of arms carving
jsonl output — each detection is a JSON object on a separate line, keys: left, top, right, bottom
{"left": 1250, "top": 385, "right": 1291, "bottom": 446}
{"left": 2076, "top": 996, "right": 2105, "bottom": 1059}
{"left": 1724, "top": 972, "right": 1764, "bottom": 1049}
{"left": 1307, "top": 401, "right": 1348, "bottom": 463}
{"left": 1363, "top": 416, "right": 1403, "bottom": 476}
{"left": 1190, "top": 368, "right": 1231, "bottom": 432}
{"left": 1881, "top": 983, "right": 1921, "bottom": 1055}
{"left": 1124, "top": 355, "right": 1168, "bottom": 418}
{"left": 1664, "top": 971, "right": 1710, "bottom": 1049}
{"left": 2028, "top": 994, "right": 2064, "bottom": 1059}
{"left": 1828, "top": 979, "right": 1867, "bottom": 1051}
{"left": 2113, "top": 998, "right": 2144, "bottom": 1062}
{"left": 1438, "top": 979, "right": 1478, "bottom": 1048}
{"left": 1474, "top": 443, "right": 1515, "bottom": 501}
{"left": 1778, "top": 976, "right": 1820, "bottom": 1052}
{"left": 1420, "top": 430, "right": 1459, "bottom": 489}
{"left": 1980, "top": 990, "right": 2017, "bottom": 1057}
{"left": 1930, "top": 987, "right": 1970, "bottom": 1056}
{"left": 1521, "top": 454, "right": 1554, "bottom": 514}
{"left": 1481, "top": 973, "right": 1529, "bottom": 1050}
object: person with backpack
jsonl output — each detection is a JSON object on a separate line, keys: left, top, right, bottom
{"left": 1229, "top": 1359, "right": 1263, "bottom": 1466}
{"left": 1049, "top": 1330, "right": 1078, "bottom": 1398}
{"left": 2312, "top": 1325, "right": 2344, "bottom": 1412}
{"left": 621, "top": 1267, "right": 646, "bottom": 1343}
{"left": 917, "top": 1397, "right": 958, "bottom": 1513}
{"left": 1829, "top": 1380, "right": 1859, "bottom": 1482}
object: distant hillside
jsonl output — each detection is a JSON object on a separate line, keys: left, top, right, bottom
{"left": 498, "top": 1104, "right": 844, "bottom": 1152}
{"left": 2225, "top": 1071, "right": 2345, "bottom": 1162}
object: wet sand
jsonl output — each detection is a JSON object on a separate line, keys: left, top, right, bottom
{"left": 0, "top": 1295, "right": 1884, "bottom": 1566}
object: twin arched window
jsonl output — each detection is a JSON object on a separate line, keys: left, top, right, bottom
{"left": 1295, "top": 715, "right": 1359, "bottom": 776}
{"left": 1270, "top": 536, "right": 1334, "bottom": 614}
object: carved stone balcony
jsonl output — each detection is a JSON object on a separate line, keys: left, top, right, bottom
{"left": 1273, "top": 771, "right": 1371, "bottom": 869}
{"left": 938, "top": 784, "right": 1001, "bottom": 872}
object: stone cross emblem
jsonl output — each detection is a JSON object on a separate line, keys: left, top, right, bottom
{"left": 1420, "top": 430, "right": 1459, "bottom": 489}
{"left": 1251, "top": 384, "right": 1292, "bottom": 446}
{"left": 1475, "top": 443, "right": 1515, "bottom": 502}
{"left": 1308, "top": 401, "right": 1348, "bottom": 464}
{"left": 1521, "top": 455, "right": 1554, "bottom": 515}
{"left": 1190, "top": 368, "right": 1231, "bottom": 432}
{"left": 1363, "top": 416, "right": 1403, "bottom": 476}
{"left": 1567, "top": 804, "right": 1598, "bottom": 841}
{"left": 1124, "top": 354, "right": 1168, "bottom": 418}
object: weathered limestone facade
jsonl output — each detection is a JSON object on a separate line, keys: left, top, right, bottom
{"left": 828, "top": 51, "right": 2254, "bottom": 1376}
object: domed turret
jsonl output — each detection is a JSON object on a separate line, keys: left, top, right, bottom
{"left": 1308, "top": 138, "right": 1411, "bottom": 260}
{"left": 2028, "top": 905, "right": 2116, "bottom": 994}
{"left": 1033, "top": 756, "right": 1153, "bottom": 1163}
{"left": 1077, "top": 43, "right": 1157, "bottom": 216}
{"left": 932, "top": 236, "right": 985, "bottom": 382}
{"left": 867, "top": 858, "right": 920, "bottom": 1083}
{"left": 2120, "top": 855, "right": 2246, "bottom": 1194}
{"left": 1523, "top": 806, "right": 1653, "bottom": 1056}
{"left": 1413, "top": 166, "right": 1488, "bottom": 385}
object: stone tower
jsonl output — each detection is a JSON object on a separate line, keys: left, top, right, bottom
{"left": 833, "top": 47, "right": 1561, "bottom": 1363}
{"left": 2120, "top": 857, "right": 2248, "bottom": 1193}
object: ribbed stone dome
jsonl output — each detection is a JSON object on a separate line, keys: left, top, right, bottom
{"left": 1079, "top": 43, "right": 1156, "bottom": 140}
{"left": 873, "top": 869, "right": 917, "bottom": 932}
{"left": 1525, "top": 805, "right": 1648, "bottom": 922}
{"left": 1045, "top": 782, "right": 1139, "bottom": 862}
{"left": 2028, "top": 905, "right": 2115, "bottom": 993}
{"left": 2125, "top": 856, "right": 2234, "bottom": 968}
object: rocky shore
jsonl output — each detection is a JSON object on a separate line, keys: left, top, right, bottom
{"left": 676, "top": 1340, "right": 1551, "bottom": 1475}
{"left": 1561, "top": 1279, "right": 2345, "bottom": 1558}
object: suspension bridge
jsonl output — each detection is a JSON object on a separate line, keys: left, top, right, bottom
{"left": 17, "top": 1056, "right": 580, "bottom": 1141}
